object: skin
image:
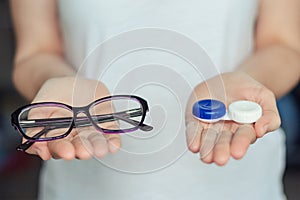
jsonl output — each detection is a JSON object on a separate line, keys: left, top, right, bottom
{"left": 10, "top": 0, "right": 300, "bottom": 164}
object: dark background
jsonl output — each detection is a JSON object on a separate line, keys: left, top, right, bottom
{"left": 0, "top": 1, "right": 42, "bottom": 199}
{"left": 0, "top": 0, "right": 299, "bottom": 199}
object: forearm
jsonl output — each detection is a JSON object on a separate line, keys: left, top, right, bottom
{"left": 13, "top": 53, "right": 76, "bottom": 101}
{"left": 238, "top": 44, "right": 300, "bottom": 98}
{"left": 10, "top": 0, "right": 75, "bottom": 101}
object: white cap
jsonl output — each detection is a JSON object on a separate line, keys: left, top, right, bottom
{"left": 228, "top": 100, "right": 262, "bottom": 124}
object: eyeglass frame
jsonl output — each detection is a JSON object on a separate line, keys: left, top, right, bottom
{"left": 11, "top": 95, "right": 152, "bottom": 151}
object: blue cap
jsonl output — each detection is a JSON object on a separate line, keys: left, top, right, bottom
{"left": 192, "top": 99, "right": 226, "bottom": 120}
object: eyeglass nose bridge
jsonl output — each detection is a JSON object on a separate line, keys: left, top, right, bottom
{"left": 72, "top": 108, "right": 98, "bottom": 129}
{"left": 72, "top": 107, "right": 118, "bottom": 133}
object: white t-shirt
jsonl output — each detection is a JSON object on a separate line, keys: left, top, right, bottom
{"left": 39, "top": 1, "right": 286, "bottom": 199}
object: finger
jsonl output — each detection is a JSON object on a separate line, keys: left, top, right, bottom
{"left": 48, "top": 139, "right": 76, "bottom": 160}
{"left": 103, "top": 133, "right": 121, "bottom": 154}
{"left": 213, "top": 130, "right": 232, "bottom": 166}
{"left": 22, "top": 128, "right": 53, "bottom": 160}
{"left": 185, "top": 121, "right": 203, "bottom": 153}
{"left": 71, "top": 135, "right": 93, "bottom": 160}
{"left": 77, "top": 127, "right": 110, "bottom": 158}
{"left": 200, "top": 128, "right": 220, "bottom": 163}
{"left": 255, "top": 109, "right": 281, "bottom": 138}
{"left": 87, "top": 132, "right": 109, "bottom": 158}
{"left": 230, "top": 125, "right": 256, "bottom": 160}
{"left": 254, "top": 90, "right": 281, "bottom": 137}
{"left": 97, "top": 119, "right": 121, "bottom": 154}
{"left": 25, "top": 142, "right": 52, "bottom": 161}
{"left": 76, "top": 126, "right": 120, "bottom": 157}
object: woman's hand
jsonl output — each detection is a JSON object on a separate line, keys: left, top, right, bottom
{"left": 23, "top": 76, "right": 121, "bottom": 161}
{"left": 185, "top": 72, "right": 281, "bottom": 166}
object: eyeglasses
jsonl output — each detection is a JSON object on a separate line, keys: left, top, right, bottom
{"left": 11, "top": 95, "right": 153, "bottom": 152}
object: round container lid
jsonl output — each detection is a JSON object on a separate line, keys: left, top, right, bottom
{"left": 192, "top": 99, "right": 226, "bottom": 121}
{"left": 228, "top": 100, "right": 262, "bottom": 124}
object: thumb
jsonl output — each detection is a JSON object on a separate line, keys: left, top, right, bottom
{"left": 255, "top": 109, "right": 281, "bottom": 137}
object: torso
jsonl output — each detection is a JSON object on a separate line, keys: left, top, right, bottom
{"left": 38, "top": 1, "right": 286, "bottom": 199}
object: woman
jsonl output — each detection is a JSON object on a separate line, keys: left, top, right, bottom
{"left": 10, "top": 0, "right": 300, "bottom": 199}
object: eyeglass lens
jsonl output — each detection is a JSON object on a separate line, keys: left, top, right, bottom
{"left": 18, "top": 105, "right": 74, "bottom": 140}
{"left": 88, "top": 98, "right": 143, "bottom": 131}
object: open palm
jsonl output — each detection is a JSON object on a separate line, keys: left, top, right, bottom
{"left": 24, "top": 76, "right": 121, "bottom": 160}
{"left": 185, "top": 72, "right": 281, "bottom": 166}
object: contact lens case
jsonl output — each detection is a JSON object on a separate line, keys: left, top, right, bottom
{"left": 192, "top": 99, "right": 262, "bottom": 124}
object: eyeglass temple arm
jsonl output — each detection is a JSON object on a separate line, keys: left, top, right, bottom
{"left": 112, "top": 113, "right": 153, "bottom": 131}
{"left": 19, "top": 108, "right": 141, "bottom": 127}
{"left": 20, "top": 108, "right": 140, "bottom": 127}
{"left": 16, "top": 126, "right": 53, "bottom": 152}
{"left": 16, "top": 113, "right": 153, "bottom": 152}
{"left": 16, "top": 117, "right": 152, "bottom": 152}
{"left": 20, "top": 108, "right": 153, "bottom": 131}
{"left": 16, "top": 114, "right": 153, "bottom": 152}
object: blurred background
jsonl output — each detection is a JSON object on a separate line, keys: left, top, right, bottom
{"left": 0, "top": 0, "right": 299, "bottom": 199}
{"left": 0, "top": 1, "right": 41, "bottom": 199}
